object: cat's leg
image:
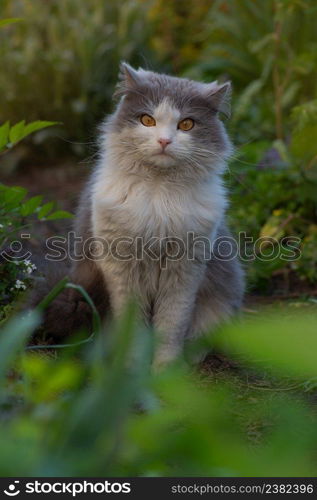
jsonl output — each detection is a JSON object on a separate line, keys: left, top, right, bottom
{"left": 97, "top": 259, "right": 132, "bottom": 319}
{"left": 152, "top": 260, "right": 205, "bottom": 369}
{"left": 186, "top": 254, "right": 245, "bottom": 363}
{"left": 97, "top": 256, "right": 153, "bottom": 326}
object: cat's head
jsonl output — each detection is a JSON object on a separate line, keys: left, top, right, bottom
{"left": 106, "top": 63, "right": 233, "bottom": 177}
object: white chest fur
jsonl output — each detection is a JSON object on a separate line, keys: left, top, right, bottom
{"left": 92, "top": 166, "right": 227, "bottom": 241}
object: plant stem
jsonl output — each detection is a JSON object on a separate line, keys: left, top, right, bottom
{"left": 36, "top": 276, "right": 69, "bottom": 311}
{"left": 28, "top": 277, "right": 102, "bottom": 350}
{"left": 273, "top": 16, "right": 283, "bottom": 140}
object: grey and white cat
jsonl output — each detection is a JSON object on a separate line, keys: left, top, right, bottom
{"left": 41, "top": 63, "right": 244, "bottom": 367}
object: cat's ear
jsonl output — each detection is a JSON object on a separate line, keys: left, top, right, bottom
{"left": 114, "top": 62, "right": 141, "bottom": 99}
{"left": 204, "top": 81, "right": 232, "bottom": 118}
{"left": 119, "top": 62, "right": 140, "bottom": 86}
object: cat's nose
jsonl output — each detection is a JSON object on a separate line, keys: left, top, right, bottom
{"left": 158, "top": 138, "right": 172, "bottom": 149}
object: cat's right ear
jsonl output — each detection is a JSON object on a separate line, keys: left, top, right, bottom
{"left": 203, "top": 81, "right": 232, "bottom": 118}
{"left": 114, "top": 62, "right": 141, "bottom": 99}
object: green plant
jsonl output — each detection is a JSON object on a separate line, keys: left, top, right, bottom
{"left": 0, "top": 120, "right": 59, "bottom": 154}
{"left": 0, "top": 183, "right": 72, "bottom": 314}
{"left": 0, "top": 1, "right": 156, "bottom": 152}
{"left": 0, "top": 19, "right": 73, "bottom": 319}
{"left": 0, "top": 295, "right": 316, "bottom": 476}
{"left": 182, "top": 0, "right": 317, "bottom": 290}
{"left": 189, "top": 0, "right": 317, "bottom": 141}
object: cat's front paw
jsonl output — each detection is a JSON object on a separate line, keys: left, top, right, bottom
{"left": 152, "top": 345, "right": 182, "bottom": 372}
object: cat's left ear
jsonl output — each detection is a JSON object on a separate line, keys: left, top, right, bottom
{"left": 204, "top": 81, "right": 232, "bottom": 118}
{"left": 114, "top": 62, "right": 142, "bottom": 99}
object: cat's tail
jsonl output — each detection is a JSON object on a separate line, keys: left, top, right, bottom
{"left": 27, "top": 258, "right": 108, "bottom": 341}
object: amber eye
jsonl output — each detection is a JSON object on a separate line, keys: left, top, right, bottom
{"left": 178, "top": 118, "right": 194, "bottom": 131}
{"left": 140, "top": 114, "right": 156, "bottom": 127}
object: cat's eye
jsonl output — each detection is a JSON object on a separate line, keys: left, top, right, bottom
{"left": 178, "top": 118, "right": 194, "bottom": 131}
{"left": 140, "top": 114, "right": 156, "bottom": 127}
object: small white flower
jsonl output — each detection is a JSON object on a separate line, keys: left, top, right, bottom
{"left": 24, "top": 260, "right": 37, "bottom": 274}
{"left": 15, "top": 279, "right": 26, "bottom": 290}
{"left": 0, "top": 224, "right": 3, "bottom": 229}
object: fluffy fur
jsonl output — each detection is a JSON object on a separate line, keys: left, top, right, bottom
{"left": 32, "top": 63, "right": 245, "bottom": 366}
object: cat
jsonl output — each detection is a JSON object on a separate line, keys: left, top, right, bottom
{"left": 32, "top": 63, "right": 245, "bottom": 368}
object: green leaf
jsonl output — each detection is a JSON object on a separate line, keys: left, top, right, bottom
{"left": 232, "top": 79, "right": 263, "bottom": 123}
{"left": 9, "top": 120, "right": 25, "bottom": 144}
{"left": 46, "top": 210, "right": 73, "bottom": 220}
{"left": 20, "top": 195, "right": 43, "bottom": 216}
{"left": 0, "top": 311, "right": 41, "bottom": 383}
{"left": 0, "top": 18, "right": 23, "bottom": 28}
{"left": 2, "top": 120, "right": 60, "bottom": 150}
{"left": 281, "top": 81, "right": 300, "bottom": 108}
{"left": 22, "top": 120, "right": 61, "bottom": 140}
{"left": 272, "top": 139, "right": 291, "bottom": 163}
{"left": 0, "top": 121, "right": 10, "bottom": 152}
{"left": 248, "top": 33, "right": 274, "bottom": 53}
{"left": 217, "top": 312, "right": 317, "bottom": 379}
{"left": 290, "top": 124, "right": 317, "bottom": 162}
{"left": 37, "top": 201, "right": 55, "bottom": 219}
{"left": 3, "top": 185, "right": 27, "bottom": 206}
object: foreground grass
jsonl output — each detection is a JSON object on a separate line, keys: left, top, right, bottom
{"left": 0, "top": 294, "right": 316, "bottom": 477}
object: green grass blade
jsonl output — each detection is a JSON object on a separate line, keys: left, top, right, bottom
{"left": 0, "top": 311, "right": 41, "bottom": 381}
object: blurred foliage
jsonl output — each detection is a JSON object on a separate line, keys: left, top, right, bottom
{"left": 184, "top": 0, "right": 317, "bottom": 290}
{"left": 0, "top": 18, "right": 73, "bottom": 317}
{"left": 0, "top": 300, "right": 317, "bottom": 476}
{"left": 0, "top": 120, "right": 59, "bottom": 154}
{"left": 148, "top": 0, "right": 213, "bottom": 72}
{"left": 0, "top": 0, "right": 155, "bottom": 153}
{"left": 0, "top": 183, "right": 72, "bottom": 315}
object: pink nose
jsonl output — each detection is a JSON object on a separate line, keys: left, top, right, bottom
{"left": 158, "top": 138, "right": 172, "bottom": 149}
